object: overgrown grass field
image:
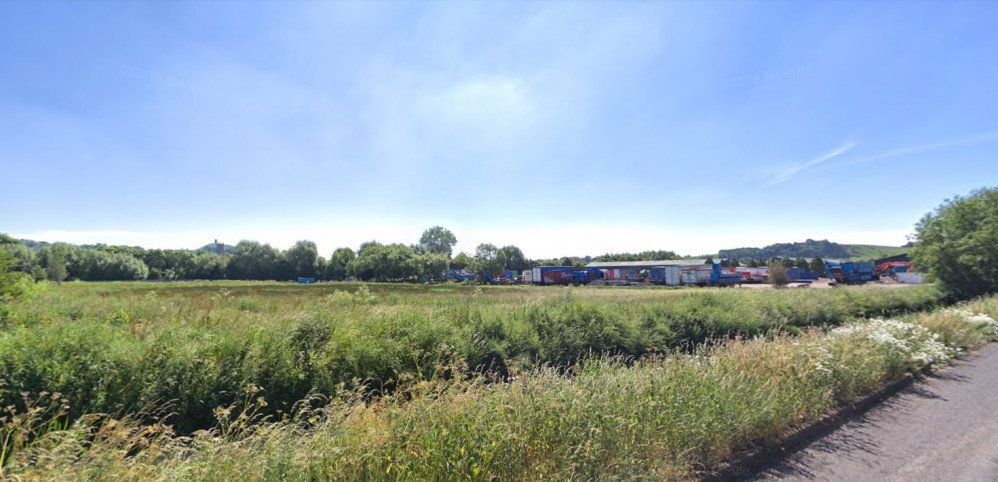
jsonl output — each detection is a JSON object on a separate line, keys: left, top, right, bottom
{"left": 4, "top": 281, "right": 996, "bottom": 480}
{"left": 1, "top": 282, "right": 942, "bottom": 433}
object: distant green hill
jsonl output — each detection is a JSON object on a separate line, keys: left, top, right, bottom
{"left": 198, "top": 243, "right": 236, "bottom": 255}
{"left": 718, "top": 239, "right": 908, "bottom": 261}
{"left": 840, "top": 244, "right": 910, "bottom": 261}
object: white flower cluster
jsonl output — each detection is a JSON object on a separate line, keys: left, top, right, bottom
{"left": 945, "top": 309, "right": 998, "bottom": 338}
{"left": 807, "top": 343, "right": 835, "bottom": 378}
{"left": 832, "top": 318, "right": 953, "bottom": 366}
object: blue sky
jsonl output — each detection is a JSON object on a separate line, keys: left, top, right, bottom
{"left": 2, "top": 1, "right": 996, "bottom": 258}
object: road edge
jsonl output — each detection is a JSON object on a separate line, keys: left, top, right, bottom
{"left": 701, "top": 366, "right": 931, "bottom": 481}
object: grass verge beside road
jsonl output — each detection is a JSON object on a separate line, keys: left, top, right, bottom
{"left": 2, "top": 290, "right": 995, "bottom": 480}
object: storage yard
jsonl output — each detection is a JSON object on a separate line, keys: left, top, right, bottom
{"left": 465, "top": 257, "right": 924, "bottom": 288}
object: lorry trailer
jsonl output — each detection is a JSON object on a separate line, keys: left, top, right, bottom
{"left": 825, "top": 261, "right": 875, "bottom": 284}
{"left": 530, "top": 266, "right": 604, "bottom": 285}
{"left": 649, "top": 264, "right": 740, "bottom": 286}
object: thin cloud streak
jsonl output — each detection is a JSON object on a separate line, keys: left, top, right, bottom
{"left": 766, "top": 140, "right": 859, "bottom": 186}
{"left": 819, "top": 131, "right": 998, "bottom": 171}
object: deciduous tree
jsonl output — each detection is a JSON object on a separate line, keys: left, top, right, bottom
{"left": 473, "top": 244, "right": 506, "bottom": 283}
{"left": 911, "top": 187, "right": 998, "bottom": 298}
{"left": 286, "top": 240, "right": 320, "bottom": 279}
{"left": 326, "top": 247, "right": 355, "bottom": 281}
{"left": 450, "top": 252, "right": 472, "bottom": 271}
{"left": 419, "top": 226, "right": 457, "bottom": 257}
{"left": 500, "top": 245, "right": 529, "bottom": 272}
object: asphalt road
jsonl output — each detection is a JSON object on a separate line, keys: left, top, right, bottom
{"left": 747, "top": 342, "right": 998, "bottom": 482}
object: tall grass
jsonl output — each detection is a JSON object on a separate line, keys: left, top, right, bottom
{"left": 0, "top": 282, "right": 942, "bottom": 433}
{"left": 2, "top": 297, "right": 994, "bottom": 481}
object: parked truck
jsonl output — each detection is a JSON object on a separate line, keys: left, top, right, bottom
{"left": 825, "top": 261, "right": 875, "bottom": 284}
{"left": 651, "top": 264, "right": 740, "bottom": 286}
{"left": 571, "top": 267, "right": 603, "bottom": 284}
{"left": 785, "top": 268, "right": 819, "bottom": 282}
{"left": 708, "top": 264, "right": 743, "bottom": 286}
{"left": 530, "top": 266, "right": 604, "bottom": 285}
{"left": 737, "top": 266, "right": 769, "bottom": 283}
{"left": 648, "top": 266, "right": 681, "bottom": 285}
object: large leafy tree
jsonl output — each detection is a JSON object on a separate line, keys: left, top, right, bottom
{"left": 499, "top": 245, "right": 530, "bottom": 272}
{"left": 189, "top": 252, "right": 228, "bottom": 280}
{"left": 325, "top": 247, "right": 356, "bottom": 280}
{"left": 38, "top": 243, "right": 69, "bottom": 282}
{"left": 36, "top": 243, "right": 148, "bottom": 281}
{"left": 357, "top": 240, "right": 383, "bottom": 257}
{"left": 285, "top": 240, "right": 320, "bottom": 279}
{"left": 348, "top": 243, "right": 419, "bottom": 282}
{"left": 87, "top": 250, "right": 149, "bottom": 280}
{"left": 0, "top": 243, "right": 40, "bottom": 279}
{"left": 136, "top": 249, "right": 196, "bottom": 280}
{"left": 419, "top": 226, "right": 457, "bottom": 257}
{"left": 1, "top": 250, "right": 36, "bottom": 322}
{"left": 472, "top": 243, "right": 506, "bottom": 283}
{"left": 229, "top": 241, "right": 281, "bottom": 280}
{"left": 416, "top": 253, "right": 449, "bottom": 280}
{"left": 911, "top": 187, "right": 998, "bottom": 299}
{"left": 450, "top": 252, "right": 472, "bottom": 271}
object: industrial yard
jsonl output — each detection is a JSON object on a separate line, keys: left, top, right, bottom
{"left": 461, "top": 256, "right": 921, "bottom": 288}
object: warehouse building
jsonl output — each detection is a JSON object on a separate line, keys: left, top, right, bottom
{"left": 585, "top": 259, "right": 711, "bottom": 280}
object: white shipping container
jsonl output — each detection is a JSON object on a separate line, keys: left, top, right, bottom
{"left": 896, "top": 272, "right": 924, "bottom": 284}
{"left": 681, "top": 265, "right": 712, "bottom": 285}
{"left": 522, "top": 269, "right": 533, "bottom": 284}
{"left": 663, "top": 266, "right": 681, "bottom": 286}
{"left": 742, "top": 267, "right": 769, "bottom": 283}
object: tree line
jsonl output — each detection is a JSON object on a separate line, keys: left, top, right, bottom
{"left": 0, "top": 227, "right": 541, "bottom": 283}
{"left": 2, "top": 186, "right": 998, "bottom": 295}
{"left": 0, "top": 228, "right": 835, "bottom": 284}
{"left": 719, "top": 256, "right": 828, "bottom": 273}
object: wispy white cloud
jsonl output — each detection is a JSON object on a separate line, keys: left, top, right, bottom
{"left": 819, "top": 131, "right": 998, "bottom": 171}
{"left": 766, "top": 140, "right": 859, "bottom": 186}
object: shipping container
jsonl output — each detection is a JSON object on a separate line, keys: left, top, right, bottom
{"left": 785, "top": 268, "right": 819, "bottom": 281}
{"left": 680, "top": 265, "right": 713, "bottom": 285}
{"left": 740, "top": 267, "right": 769, "bottom": 283}
{"left": 826, "top": 261, "right": 875, "bottom": 284}
{"left": 531, "top": 266, "right": 578, "bottom": 285}
{"left": 648, "top": 266, "right": 681, "bottom": 285}
{"left": 896, "top": 272, "right": 924, "bottom": 284}
{"left": 522, "top": 269, "right": 533, "bottom": 284}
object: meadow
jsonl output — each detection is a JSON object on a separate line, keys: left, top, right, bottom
{"left": 4, "top": 281, "right": 996, "bottom": 480}
{"left": 1, "top": 282, "right": 942, "bottom": 432}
